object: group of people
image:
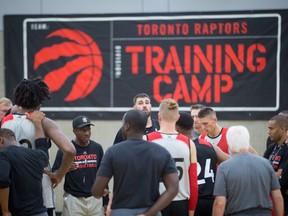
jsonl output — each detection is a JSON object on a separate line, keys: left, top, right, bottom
{"left": 0, "top": 77, "right": 288, "bottom": 216}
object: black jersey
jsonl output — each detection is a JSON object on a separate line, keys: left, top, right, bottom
{"left": 195, "top": 138, "right": 217, "bottom": 199}
{"left": 52, "top": 140, "right": 104, "bottom": 198}
{"left": 0, "top": 139, "right": 48, "bottom": 216}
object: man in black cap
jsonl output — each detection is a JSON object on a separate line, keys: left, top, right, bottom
{"left": 52, "top": 115, "right": 108, "bottom": 216}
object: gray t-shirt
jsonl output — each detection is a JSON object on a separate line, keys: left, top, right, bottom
{"left": 213, "top": 153, "right": 280, "bottom": 215}
{"left": 97, "top": 138, "right": 177, "bottom": 209}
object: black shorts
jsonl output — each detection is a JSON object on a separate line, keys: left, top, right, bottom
{"left": 161, "top": 199, "right": 189, "bottom": 216}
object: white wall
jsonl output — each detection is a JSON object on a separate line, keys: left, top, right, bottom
{"left": 1, "top": 0, "right": 287, "bottom": 212}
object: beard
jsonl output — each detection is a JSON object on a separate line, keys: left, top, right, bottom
{"left": 143, "top": 109, "right": 151, "bottom": 117}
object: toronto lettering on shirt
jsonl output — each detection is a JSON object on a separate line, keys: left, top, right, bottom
{"left": 74, "top": 153, "right": 98, "bottom": 169}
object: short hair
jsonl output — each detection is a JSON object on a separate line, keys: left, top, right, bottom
{"left": 270, "top": 115, "right": 288, "bottom": 130}
{"left": 0, "top": 97, "right": 12, "bottom": 105}
{"left": 159, "top": 98, "right": 179, "bottom": 122}
{"left": 133, "top": 93, "right": 151, "bottom": 105}
{"left": 198, "top": 107, "right": 216, "bottom": 118}
{"left": 190, "top": 104, "right": 206, "bottom": 112}
{"left": 227, "top": 126, "right": 250, "bottom": 153}
{"left": 13, "top": 77, "right": 51, "bottom": 109}
{"left": 176, "top": 112, "right": 193, "bottom": 131}
{"left": 0, "top": 128, "right": 16, "bottom": 140}
{"left": 279, "top": 110, "right": 288, "bottom": 118}
{"left": 123, "top": 109, "right": 147, "bottom": 133}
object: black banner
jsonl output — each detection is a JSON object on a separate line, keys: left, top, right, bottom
{"left": 4, "top": 11, "right": 288, "bottom": 120}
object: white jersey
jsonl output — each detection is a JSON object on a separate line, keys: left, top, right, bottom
{"left": 1, "top": 113, "right": 55, "bottom": 208}
{"left": 147, "top": 132, "right": 191, "bottom": 201}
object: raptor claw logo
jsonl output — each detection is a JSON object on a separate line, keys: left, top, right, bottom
{"left": 34, "top": 28, "right": 103, "bottom": 102}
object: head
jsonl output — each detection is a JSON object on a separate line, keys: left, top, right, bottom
{"left": 279, "top": 110, "right": 288, "bottom": 118}
{"left": 268, "top": 115, "right": 288, "bottom": 143}
{"left": 190, "top": 104, "right": 205, "bottom": 132}
{"left": 226, "top": 126, "right": 250, "bottom": 154}
{"left": 176, "top": 112, "right": 193, "bottom": 139}
{"left": 13, "top": 77, "right": 51, "bottom": 110}
{"left": 198, "top": 107, "right": 218, "bottom": 135}
{"left": 121, "top": 109, "right": 148, "bottom": 140}
{"left": 0, "top": 97, "right": 13, "bottom": 119}
{"left": 133, "top": 93, "right": 152, "bottom": 117}
{"left": 72, "top": 116, "right": 94, "bottom": 146}
{"left": 0, "top": 128, "right": 17, "bottom": 149}
{"left": 158, "top": 98, "right": 179, "bottom": 124}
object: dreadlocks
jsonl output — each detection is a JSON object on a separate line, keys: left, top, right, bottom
{"left": 13, "top": 77, "right": 51, "bottom": 109}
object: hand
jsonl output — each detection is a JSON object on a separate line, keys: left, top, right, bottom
{"left": 103, "top": 189, "right": 110, "bottom": 197}
{"left": 2, "top": 211, "right": 12, "bottom": 216}
{"left": 68, "top": 162, "right": 78, "bottom": 172}
{"left": 26, "top": 110, "right": 45, "bottom": 123}
{"left": 43, "top": 168, "right": 63, "bottom": 188}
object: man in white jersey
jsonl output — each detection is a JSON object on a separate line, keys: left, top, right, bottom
{"left": 1, "top": 77, "right": 76, "bottom": 216}
{"left": 146, "top": 98, "right": 198, "bottom": 216}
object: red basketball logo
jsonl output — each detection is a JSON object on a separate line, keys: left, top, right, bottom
{"left": 34, "top": 28, "right": 103, "bottom": 102}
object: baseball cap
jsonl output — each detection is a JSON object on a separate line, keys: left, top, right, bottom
{"left": 72, "top": 116, "right": 94, "bottom": 129}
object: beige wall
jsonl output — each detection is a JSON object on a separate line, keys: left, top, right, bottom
{"left": 0, "top": 30, "right": 269, "bottom": 212}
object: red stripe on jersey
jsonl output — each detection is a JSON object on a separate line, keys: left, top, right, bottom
{"left": 146, "top": 131, "right": 162, "bottom": 140}
{"left": 1, "top": 113, "right": 14, "bottom": 126}
{"left": 198, "top": 138, "right": 213, "bottom": 148}
{"left": 189, "top": 162, "right": 198, "bottom": 210}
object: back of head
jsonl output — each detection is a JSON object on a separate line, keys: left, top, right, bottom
{"left": 176, "top": 112, "right": 194, "bottom": 131}
{"left": 159, "top": 98, "right": 179, "bottom": 122}
{"left": 0, "top": 128, "right": 16, "bottom": 143}
{"left": 198, "top": 107, "right": 216, "bottom": 119}
{"left": 279, "top": 110, "right": 288, "bottom": 118}
{"left": 227, "top": 126, "right": 250, "bottom": 153}
{"left": 13, "top": 77, "right": 51, "bottom": 110}
{"left": 123, "top": 109, "right": 148, "bottom": 134}
{"left": 133, "top": 93, "right": 151, "bottom": 105}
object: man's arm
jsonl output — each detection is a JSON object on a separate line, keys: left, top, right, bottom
{"left": 0, "top": 187, "right": 11, "bottom": 216}
{"left": 271, "top": 189, "right": 284, "bottom": 216}
{"left": 42, "top": 117, "right": 75, "bottom": 187}
{"left": 91, "top": 176, "right": 110, "bottom": 199}
{"left": 0, "top": 158, "right": 11, "bottom": 216}
{"left": 213, "top": 145, "right": 230, "bottom": 164}
{"left": 26, "top": 110, "right": 45, "bottom": 139}
{"left": 137, "top": 173, "right": 179, "bottom": 216}
{"left": 189, "top": 140, "right": 198, "bottom": 216}
{"left": 212, "top": 196, "right": 226, "bottom": 216}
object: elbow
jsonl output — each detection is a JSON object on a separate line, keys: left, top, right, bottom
{"left": 91, "top": 188, "right": 103, "bottom": 199}
{"left": 65, "top": 145, "right": 76, "bottom": 157}
{"left": 169, "top": 184, "right": 179, "bottom": 199}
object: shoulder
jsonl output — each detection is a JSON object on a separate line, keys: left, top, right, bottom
{"left": 147, "top": 131, "right": 162, "bottom": 140}
{"left": 196, "top": 138, "right": 213, "bottom": 148}
{"left": 89, "top": 140, "right": 104, "bottom": 150}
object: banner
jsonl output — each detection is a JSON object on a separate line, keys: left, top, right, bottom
{"left": 4, "top": 11, "right": 288, "bottom": 119}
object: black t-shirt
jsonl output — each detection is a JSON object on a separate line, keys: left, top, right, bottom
{"left": 264, "top": 142, "right": 288, "bottom": 172}
{"left": 113, "top": 118, "right": 160, "bottom": 144}
{"left": 0, "top": 138, "right": 48, "bottom": 216}
{"left": 52, "top": 140, "right": 109, "bottom": 205}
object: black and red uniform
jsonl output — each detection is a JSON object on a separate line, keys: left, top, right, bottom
{"left": 194, "top": 138, "right": 217, "bottom": 216}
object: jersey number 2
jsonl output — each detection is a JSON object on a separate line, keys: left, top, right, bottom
{"left": 197, "top": 159, "right": 215, "bottom": 185}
